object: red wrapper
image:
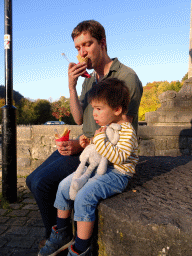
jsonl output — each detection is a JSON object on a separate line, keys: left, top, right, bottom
{"left": 77, "top": 62, "right": 91, "bottom": 78}
{"left": 55, "top": 130, "right": 70, "bottom": 142}
{"left": 82, "top": 71, "right": 91, "bottom": 78}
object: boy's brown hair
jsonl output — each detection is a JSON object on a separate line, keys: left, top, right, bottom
{"left": 71, "top": 20, "right": 107, "bottom": 50}
{"left": 88, "top": 78, "right": 130, "bottom": 114}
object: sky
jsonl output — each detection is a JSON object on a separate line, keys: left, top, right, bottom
{"left": 0, "top": 0, "right": 191, "bottom": 102}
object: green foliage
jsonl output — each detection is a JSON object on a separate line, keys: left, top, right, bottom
{"left": 52, "top": 102, "right": 70, "bottom": 121}
{"left": 139, "top": 79, "right": 184, "bottom": 121}
{"left": 52, "top": 96, "right": 76, "bottom": 125}
{"left": 15, "top": 96, "right": 75, "bottom": 125}
{"left": 181, "top": 72, "right": 188, "bottom": 82}
{"left": 34, "top": 99, "right": 53, "bottom": 124}
{"left": 17, "top": 98, "right": 37, "bottom": 124}
{"left": 0, "top": 193, "right": 10, "bottom": 209}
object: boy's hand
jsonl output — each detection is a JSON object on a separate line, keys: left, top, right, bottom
{"left": 79, "top": 135, "right": 90, "bottom": 148}
{"left": 94, "top": 126, "right": 107, "bottom": 136}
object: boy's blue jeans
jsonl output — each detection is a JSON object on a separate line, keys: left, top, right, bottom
{"left": 26, "top": 150, "right": 81, "bottom": 238}
{"left": 54, "top": 167, "right": 131, "bottom": 222}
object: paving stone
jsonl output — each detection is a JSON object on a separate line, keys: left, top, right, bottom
{"left": 5, "top": 226, "right": 30, "bottom": 236}
{"left": 0, "top": 248, "right": 13, "bottom": 256}
{"left": 22, "top": 204, "right": 39, "bottom": 210}
{"left": 6, "top": 237, "right": 35, "bottom": 248}
{"left": 11, "top": 249, "right": 39, "bottom": 256}
{"left": 28, "top": 227, "right": 46, "bottom": 237}
{"left": 0, "top": 216, "right": 9, "bottom": 224}
{"left": 7, "top": 209, "right": 29, "bottom": 217}
{"left": 0, "top": 225, "right": 8, "bottom": 235}
{"left": 23, "top": 192, "right": 34, "bottom": 199}
{"left": 22, "top": 198, "right": 36, "bottom": 204}
{"left": 28, "top": 210, "right": 41, "bottom": 218}
{"left": 9, "top": 204, "right": 21, "bottom": 210}
{"left": 0, "top": 209, "right": 8, "bottom": 215}
{"left": 5, "top": 217, "right": 28, "bottom": 226}
{"left": 0, "top": 238, "right": 8, "bottom": 247}
{"left": 26, "top": 217, "right": 44, "bottom": 227}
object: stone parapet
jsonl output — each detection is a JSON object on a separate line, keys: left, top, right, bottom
{"left": 0, "top": 124, "right": 188, "bottom": 174}
{"left": 137, "top": 125, "right": 192, "bottom": 157}
{"left": 96, "top": 156, "right": 192, "bottom": 256}
{"left": 16, "top": 125, "right": 83, "bottom": 175}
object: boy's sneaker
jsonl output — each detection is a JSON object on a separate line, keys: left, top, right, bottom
{"left": 67, "top": 243, "right": 92, "bottom": 256}
{"left": 38, "top": 238, "right": 47, "bottom": 249}
{"left": 38, "top": 225, "right": 74, "bottom": 256}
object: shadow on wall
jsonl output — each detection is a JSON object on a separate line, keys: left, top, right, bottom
{"left": 179, "top": 119, "right": 192, "bottom": 155}
{"left": 126, "top": 155, "right": 192, "bottom": 192}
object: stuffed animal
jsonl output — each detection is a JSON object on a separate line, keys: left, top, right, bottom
{"left": 69, "top": 123, "right": 121, "bottom": 200}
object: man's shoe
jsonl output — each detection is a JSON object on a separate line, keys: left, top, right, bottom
{"left": 38, "top": 225, "right": 74, "bottom": 256}
{"left": 67, "top": 243, "right": 92, "bottom": 256}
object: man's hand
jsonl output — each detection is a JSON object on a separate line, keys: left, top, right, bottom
{"left": 79, "top": 135, "right": 90, "bottom": 148}
{"left": 56, "top": 139, "right": 83, "bottom": 156}
{"left": 68, "top": 62, "right": 87, "bottom": 91}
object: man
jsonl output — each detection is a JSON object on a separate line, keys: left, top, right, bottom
{"left": 26, "top": 20, "right": 143, "bottom": 248}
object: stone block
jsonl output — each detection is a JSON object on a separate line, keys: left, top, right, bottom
{"left": 180, "top": 148, "right": 191, "bottom": 155}
{"left": 166, "top": 136, "right": 179, "bottom": 149}
{"left": 154, "top": 138, "right": 167, "bottom": 150}
{"left": 179, "top": 137, "right": 188, "bottom": 149}
{"left": 17, "top": 157, "right": 31, "bottom": 168}
{"left": 31, "top": 159, "right": 44, "bottom": 170}
{"left": 6, "top": 237, "right": 34, "bottom": 248}
{"left": 155, "top": 149, "right": 181, "bottom": 157}
{"left": 32, "top": 135, "right": 43, "bottom": 145}
{"left": 17, "top": 126, "right": 32, "bottom": 141}
{"left": 17, "top": 145, "right": 31, "bottom": 157}
{"left": 31, "top": 145, "right": 52, "bottom": 160}
{"left": 138, "top": 140, "right": 155, "bottom": 156}
{"left": 41, "top": 136, "right": 54, "bottom": 146}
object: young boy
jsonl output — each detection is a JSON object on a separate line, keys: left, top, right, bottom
{"left": 38, "top": 78, "right": 138, "bottom": 256}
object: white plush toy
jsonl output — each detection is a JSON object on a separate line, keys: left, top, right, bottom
{"left": 69, "top": 123, "right": 121, "bottom": 200}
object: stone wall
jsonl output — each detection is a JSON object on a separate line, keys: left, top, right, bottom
{"left": 138, "top": 125, "right": 192, "bottom": 157}
{"left": 16, "top": 125, "right": 83, "bottom": 175}
{"left": 14, "top": 124, "right": 192, "bottom": 175}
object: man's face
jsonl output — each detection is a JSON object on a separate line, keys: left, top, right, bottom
{"left": 74, "top": 32, "right": 105, "bottom": 70}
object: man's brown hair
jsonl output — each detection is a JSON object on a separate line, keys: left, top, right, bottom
{"left": 71, "top": 20, "right": 106, "bottom": 48}
{"left": 88, "top": 78, "right": 130, "bottom": 114}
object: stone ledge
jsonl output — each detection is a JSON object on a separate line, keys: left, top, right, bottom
{"left": 138, "top": 125, "right": 192, "bottom": 138}
{"left": 96, "top": 156, "right": 192, "bottom": 256}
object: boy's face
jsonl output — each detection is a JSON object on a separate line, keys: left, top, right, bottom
{"left": 91, "top": 100, "right": 121, "bottom": 126}
{"left": 74, "top": 32, "right": 106, "bottom": 70}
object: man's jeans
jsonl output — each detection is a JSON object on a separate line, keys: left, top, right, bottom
{"left": 26, "top": 150, "right": 80, "bottom": 238}
{"left": 54, "top": 168, "right": 131, "bottom": 222}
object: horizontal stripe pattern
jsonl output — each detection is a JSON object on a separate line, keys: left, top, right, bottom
{"left": 93, "top": 122, "right": 138, "bottom": 176}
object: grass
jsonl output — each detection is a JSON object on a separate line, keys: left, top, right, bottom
{"left": 0, "top": 193, "right": 11, "bottom": 209}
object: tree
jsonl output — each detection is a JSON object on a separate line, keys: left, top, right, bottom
{"left": 34, "top": 99, "right": 52, "bottom": 124}
{"left": 51, "top": 97, "right": 76, "bottom": 124}
{"left": 139, "top": 79, "right": 185, "bottom": 121}
{"left": 181, "top": 73, "right": 188, "bottom": 82}
{"left": 52, "top": 102, "right": 70, "bottom": 121}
